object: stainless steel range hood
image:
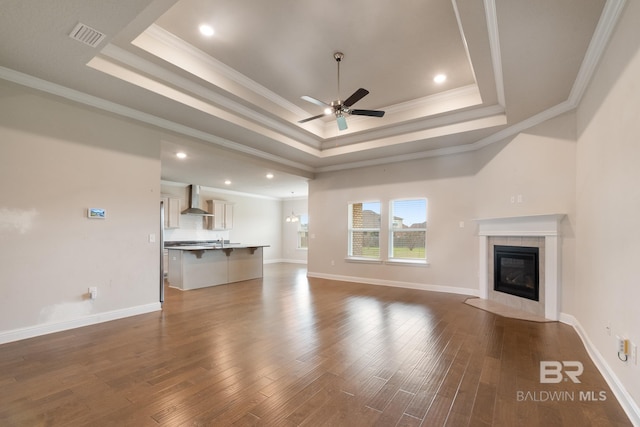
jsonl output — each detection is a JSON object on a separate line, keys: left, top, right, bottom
{"left": 181, "top": 185, "right": 214, "bottom": 216}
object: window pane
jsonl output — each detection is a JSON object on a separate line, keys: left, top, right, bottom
{"left": 349, "top": 202, "right": 381, "bottom": 258}
{"left": 390, "top": 199, "right": 427, "bottom": 260}
{"left": 297, "top": 214, "right": 309, "bottom": 249}
{"left": 351, "top": 231, "right": 380, "bottom": 258}
{"left": 391, "top": 199, "right": 426, "bottom": 228}
{"left": 392, "top": 231, "right": 425, "bottom": 258}
{"left": 350, "top": 202, "right": 381, "bottom": 228}
{"left": 298, "top": 231, "right": 308, "bottom": 249}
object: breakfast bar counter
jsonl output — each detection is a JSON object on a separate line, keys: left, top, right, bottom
{"left": 166, "top": 242, "right": 268, "bottom": 290}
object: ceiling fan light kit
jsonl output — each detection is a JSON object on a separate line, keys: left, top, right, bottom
{"left": 299, "top": 52, "right": 385, "bottom": 131}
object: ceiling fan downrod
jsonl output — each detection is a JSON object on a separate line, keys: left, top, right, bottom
{"left": 334, "top": 51, "right": 344, "bottom": 106}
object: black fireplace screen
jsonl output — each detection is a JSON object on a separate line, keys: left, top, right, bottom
{"left": 493, "top": 245, "right": 539, "bottom": 301}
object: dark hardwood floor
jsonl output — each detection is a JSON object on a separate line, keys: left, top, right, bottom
{"left": 0, "top": 263, "right": 632, "bottom": 426}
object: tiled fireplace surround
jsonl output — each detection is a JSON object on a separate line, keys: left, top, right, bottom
{"left": 476, "top": 214, "right": 565, "bottom": 321}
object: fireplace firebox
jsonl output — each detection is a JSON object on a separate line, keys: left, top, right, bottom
{"left": 493, "top": 245, "right": 539, "bottom": 301}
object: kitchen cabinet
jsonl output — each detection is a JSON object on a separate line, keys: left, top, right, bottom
{"left": 161, "top": 196, "right": 181, "bottom": 229}
{"left": 227, "top": 247, "right": 263, "bottom": 283}
{"left": 206, "top": 200, "right": 233, "bottom": 230}
{"left": 166, "top": 246, "right": 266, "bottom": 290}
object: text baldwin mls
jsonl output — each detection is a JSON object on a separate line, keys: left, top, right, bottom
{"left": 517, "top": 390, "right": 607, "bottom": 402}
{"left": 517, "top": 361, "right": 607, "bottom": 402}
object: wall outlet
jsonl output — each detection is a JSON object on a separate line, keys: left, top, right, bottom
{"left": 632, "top": 343, "right": 638, "bottom": 365}
{"left": 88, "top": 287, "right": 98, "bottom": 300}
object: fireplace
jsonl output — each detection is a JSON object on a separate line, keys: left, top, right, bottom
{"left": 476, "top": 214, "right": 565, "bottom": 320}
{"left": 493, "top": 245, "right": 539, "bottom": 301}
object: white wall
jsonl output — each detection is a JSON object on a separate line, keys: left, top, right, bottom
{"left": 161, "top": 183, "right": 283, "bottom": 262}
{"left": 475, "top": 114, "right": 577, "bottom": 309}
{"left": 0, "top": 80, "right": 162, "bottom": 341}
{"left": 574, "top": 0, "right": 640, "bottom": 412}
{"left": 308, "top": 117, "right": 576, "bottom": 294}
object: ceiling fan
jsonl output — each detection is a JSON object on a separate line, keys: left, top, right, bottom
{"left": 298, "top": 52, "right": 385, "bottom": 131}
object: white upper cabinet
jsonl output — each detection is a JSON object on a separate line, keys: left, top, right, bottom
{"left": 206, "top": 200, "right": 234, "bottom": 230}
{"left": 161, "top": 196, "right": 181, "bottom": 229}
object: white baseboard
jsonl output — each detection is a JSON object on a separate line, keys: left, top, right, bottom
{"left": 265, "top": 259, "right": 307, "bottom": 265}
{"left": 306, "top": 271, "right": 479, "bottom": 297}
{"left": 0, "top": 302, "right": 162, "bottom": 345}
{"left": 560, "top": 313, "right": 640, "bottom": 426}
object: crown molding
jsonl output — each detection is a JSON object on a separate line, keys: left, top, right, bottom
{"left": 0, "top": 0, "right": 624, "bottom": 176}
{"left": 315, "top": 0, "right": 626, "bottom": 173}
{"left": 140, "top": 24, "right": 309, "bottom": 118}
{"left": 483, "top": 0, "right": 505, "bottom": 107}
{"left": 98, "top": 43, "right": 321, "bottom": 149}
{"left": 568, "top": 0, "right": 627, "bottom": 105}
{"left": 0, "top": 66, "right": 316, "bottom": 173}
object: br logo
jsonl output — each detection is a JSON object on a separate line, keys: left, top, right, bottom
{"left": 540, "top": 361, "right": 584, "bottom": 383}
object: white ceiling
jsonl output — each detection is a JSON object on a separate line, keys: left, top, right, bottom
{"left": 0, "top": 0, "right": 625, "bottom": 198}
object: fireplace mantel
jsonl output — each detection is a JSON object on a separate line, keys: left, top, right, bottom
{"left": 476, "top": 214, "right": 565, "bottom": 236}
{"left": 475, "top": 214, "right": 565, "bottom": 320}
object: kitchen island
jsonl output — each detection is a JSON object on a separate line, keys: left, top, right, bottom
{"left": 166, "top": 242, "right": 269, "bottom": 290}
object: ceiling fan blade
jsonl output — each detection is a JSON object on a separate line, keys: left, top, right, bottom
{"left": 298, "top": 113, "right": 326, "bottom": 124}
{"left": 301, "top": 95, "right": 330, "bottom": 107}
{"left": 336, "top": 115, "right": 348, "bottom": 131}
{"left": 343, "top": 88, "right": 369, "bottom": 107}
{"left": 350, "top": 109, "right": 385, "bottom": 117}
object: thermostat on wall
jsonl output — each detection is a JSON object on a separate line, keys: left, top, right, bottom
{"left": 88, "top": 208, "right": 106, "bottom": 219}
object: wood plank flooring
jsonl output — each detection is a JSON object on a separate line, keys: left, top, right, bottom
{"left": 0, "top": 263, "right": 632, "bottom": 426}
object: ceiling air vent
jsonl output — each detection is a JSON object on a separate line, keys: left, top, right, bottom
{"left": 69, "top": 23, "right": 106, "bottom": 48}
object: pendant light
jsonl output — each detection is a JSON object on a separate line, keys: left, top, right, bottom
{"left": 285, "top": 192, "right": 299, "bottom": 223}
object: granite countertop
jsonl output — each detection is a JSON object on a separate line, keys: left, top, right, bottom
{"left": 165, "top": 241, "right": 268, "bottom": 250}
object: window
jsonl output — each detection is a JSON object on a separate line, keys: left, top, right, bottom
{"left": 297, "top": 214, "right": 309, "bottom": 249}
{"left": 348, "top": 201, "right": 381, "bottom": 259}
{"left": 389, "top": 198, "right": 427, "bottom": 260}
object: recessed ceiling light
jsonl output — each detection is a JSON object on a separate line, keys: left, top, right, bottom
{"left": 266, "top": 173, "right": 274, "bottom": 179}
{"left": 434, "top": 74, "right": 447, "bottom": 84}
{"left": 176, "top": 152, "right": 187, "bottom": 159}
{"left": 199, "top": 24, "right": 214, "bottom": 37}
{"left": 224, "top": 179, "right": 231, "bottom": 185}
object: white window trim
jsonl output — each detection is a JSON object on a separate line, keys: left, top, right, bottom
{"left": 345, "top": 257, "right": 384, "bottom": 264}
{"left": 385, "top": 258, "right": 430, "bottom": 266}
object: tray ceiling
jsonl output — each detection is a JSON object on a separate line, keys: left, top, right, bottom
{"left": 0, "top": 0, "right": 624, "bottom": 197}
